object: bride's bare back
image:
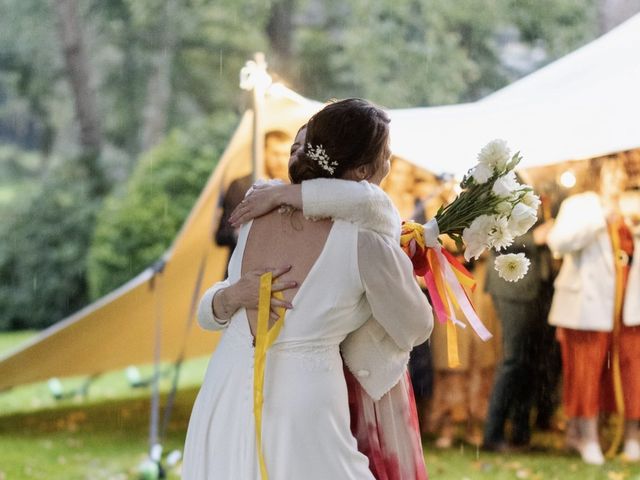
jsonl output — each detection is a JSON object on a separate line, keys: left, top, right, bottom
{"left": 242, "top": 210, "right": 333, "bottom": 337}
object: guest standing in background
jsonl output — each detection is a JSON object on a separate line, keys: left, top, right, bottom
{"left": 482, "top": 223, "right": 552, "bottom": 452}
{"left": 412, "top": 182, "right": 501, "bottom": 446}
{"left": 215, "top": 130, "right": 292, "bottom": 265}
{"left": 547, "top": 159, "right": 640, "bottom": 465}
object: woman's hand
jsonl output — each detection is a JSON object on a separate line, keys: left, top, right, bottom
{"left": 214, "top": 265, "right": 297, "bottom": 321}
{"left": 230, "top": 183, "right": 302, "bottom": 227}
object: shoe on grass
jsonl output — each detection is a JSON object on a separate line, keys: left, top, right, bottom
{"left": 623, "top": 439, "right": 640, "bottom": 462}
{"left": 579, "top": 441, "right": 605, "bottom": 465}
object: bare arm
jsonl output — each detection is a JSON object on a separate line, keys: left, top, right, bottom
{"left": 230, "top": 179, "right": 401, "bottom": 240}
{"left": 229, "top": 182, "right": 302, "bottom": 227}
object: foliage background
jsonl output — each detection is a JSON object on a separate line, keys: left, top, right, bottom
{"left": 0, "top": 0, "right": 619, "bottom": 329}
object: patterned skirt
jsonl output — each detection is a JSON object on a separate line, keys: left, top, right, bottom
{"left": 345, "top": 366, "right": 429, "bottom": 480}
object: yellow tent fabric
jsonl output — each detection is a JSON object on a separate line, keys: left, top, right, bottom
{"left": 0, "top": 87, "right": 319, "bottom": 391}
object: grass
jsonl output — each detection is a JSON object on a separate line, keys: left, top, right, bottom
{"left": 2, "top": 332, "right": 640, "bottom": 479}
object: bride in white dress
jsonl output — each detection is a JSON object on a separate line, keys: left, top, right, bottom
{"left": 182, "top": 99, "right": 433, "bottom": 479}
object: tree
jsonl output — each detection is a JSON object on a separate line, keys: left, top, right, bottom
{"left": 87, "top": 113, "right": 237, "bottom": 299}
{"left": 597, "top": 0, "right": 640, "bottom": 33}
{"left": 52, "top": 0, "right": 105, "bottom": 193}
{"left": 139, "top": 0, "right": 178, "bottom": 151}
{"left": 0, "top": 167, "right": 98, "bottom": 330}
{"left": 0, "top": 0, "right": 60, "bottom": 161}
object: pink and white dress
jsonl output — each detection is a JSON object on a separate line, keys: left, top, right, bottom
{"left": 302, "top": 178, "right": 430, "bottom": 479}
{"left": 345, "top": 367, "right": 428, "bottom": 479}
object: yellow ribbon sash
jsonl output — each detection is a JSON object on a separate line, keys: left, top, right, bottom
{"left": 254, "top": 272, "right": 286, "bottom": 479}
{"left": 606, "top": 221, "right": 626, "bottom": 458}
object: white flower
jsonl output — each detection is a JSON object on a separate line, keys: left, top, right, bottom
{"left": 492, "top": 171, "right": 521, "bottom": 197}
{"left": 487, "top": 215, "right": 514, "bottom": 250}
{"left": 494, "top": 253, "right": 530, "bottom": 282}
{"left": 521, "top": 190, "right": 541, "bottom": 211}
{"left": 477, "top": 139, "right": 510, "bottom": 170}
{"left": 307, "top": 143, "right": 338, "bottom": 174}
{"left": 508, "top": 203, "right": 538, "bottom": 237}
{"left": 470, "top": 163, "right": 492, "bottom": 184}
{"left": 462, "top": 214, "right": 493, "bottom": 261}
{"left": 495, "top": 201, "right": 513, "bottom": 215}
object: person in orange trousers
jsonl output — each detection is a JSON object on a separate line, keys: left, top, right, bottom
{"left": 547, "top": 160, "right": 640, "bottom": 465}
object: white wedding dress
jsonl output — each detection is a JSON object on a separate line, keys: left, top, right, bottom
{"left": 182, "top": 218, "right": 428, "bottom": 479}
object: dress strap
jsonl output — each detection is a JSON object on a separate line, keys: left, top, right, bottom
{"left": 228, "top": 220, "right": 253, "bottom": 282}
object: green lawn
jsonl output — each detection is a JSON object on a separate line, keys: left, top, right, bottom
{"left": 2, "top": 332, "right": 640, "bottom": 479}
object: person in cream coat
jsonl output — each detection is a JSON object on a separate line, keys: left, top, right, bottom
{"left": 547, "top": 160, "right": 640, "bottom": 465}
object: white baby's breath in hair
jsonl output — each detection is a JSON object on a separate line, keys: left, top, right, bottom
{"left": 494, "top": 253, "right": 530, "bottom": 282}
{"left": 306, "top": 143, "right": 338, "bottom": 175}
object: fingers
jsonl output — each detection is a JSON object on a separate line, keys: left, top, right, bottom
{"left": 271, "top": 280, "right": 297, "bottom": 292}
{"left": 269, "top": 299, "right": 292, "bottom": 321}
{"left": 229, "top": 203, "right": 247, "bottom": 226}
{"left": 270, "top": 297, "right": 293, "bottom": 310}
{"left": 249, "top": 265, "right": 293, "bottom": 279}
{"left": 271, "top": 265, "right": 292, "bottom": 279}
{"left": 230, "top": 205, "right": 257, "bottom": 227}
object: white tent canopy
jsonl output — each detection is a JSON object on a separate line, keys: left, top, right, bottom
{"left": 392, "top": 13, "right": 640, "bottom": 175}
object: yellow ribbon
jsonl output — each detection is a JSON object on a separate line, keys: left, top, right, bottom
{"left": 401, "top": 220, "right": 488, "bottom": 369}
{"left": 254, "top": 272, "right": 286, "bottom": 479}
{"left": 400, "top": 221, "right": 426, "bottom": 250}
{"left": 428, "top": 248, "right": 462, "bottom": 368}
{"left": 606, "top": 222, "right": 626, "bottom": 459}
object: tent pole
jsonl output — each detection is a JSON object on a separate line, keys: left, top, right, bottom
{"left": 148, "top": 261, "right": 165, "bottom": 456}
{"left": 240, "top": 53, "right": 271, "bottom": 183}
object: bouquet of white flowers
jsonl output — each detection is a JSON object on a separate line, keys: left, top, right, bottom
{"left": 400, "top": 139, "right": 539, "bottom": 367}
{"left": 424, "top": 139, "right": 539, "bottom": 282}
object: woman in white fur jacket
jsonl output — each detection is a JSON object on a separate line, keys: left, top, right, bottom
{"left": 547, "top": 160, "right": 640, "bottom": 465}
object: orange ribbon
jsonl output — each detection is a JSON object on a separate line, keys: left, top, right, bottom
{"left": 401, "top": 221, "right": 492, "bottom": 368}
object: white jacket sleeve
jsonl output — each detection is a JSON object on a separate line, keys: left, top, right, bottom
{"left": 301, "top": 179, "right": 402, "bottom": 241}
{"left": 197, "top": 279, "right": 231, "bottom": 331}
{"left": 357, "top": 229, "right": 433, "bottom": 350}
{"left": 547, "top": 192, "right": 606, "bottom": 255}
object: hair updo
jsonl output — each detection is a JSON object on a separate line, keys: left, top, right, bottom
{"left": 289, "top": 98, "right": 391, "bottom": 184}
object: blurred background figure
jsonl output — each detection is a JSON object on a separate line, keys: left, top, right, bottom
{"left": 547, "top": 159, "right": 640, "bottom": 465}
{"left": 383, "top": 158, "right": 418, "bottom": 219}
{"left": 410, "top": 180, "right": 501, "bottom": 447}
{"left": 428, "top": 256, "right": 501, "bottom": 448}
{"left": 215, "top": 130, "right": 292, "bottom": 264}
{"left": 481, "top": 217, "right": 556, "bottom": 452}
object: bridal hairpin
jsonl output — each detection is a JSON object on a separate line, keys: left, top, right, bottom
{"left": 306, "top": 143, "right": 338, "bottom": 175}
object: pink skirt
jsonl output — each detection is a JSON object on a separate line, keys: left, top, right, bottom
{"left": 345, "top": 366, "right": 429, "bottom": 480}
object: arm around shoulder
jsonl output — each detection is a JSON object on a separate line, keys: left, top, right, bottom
{"left": 302, "top": 179, "right": 401, "bottom": 240}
